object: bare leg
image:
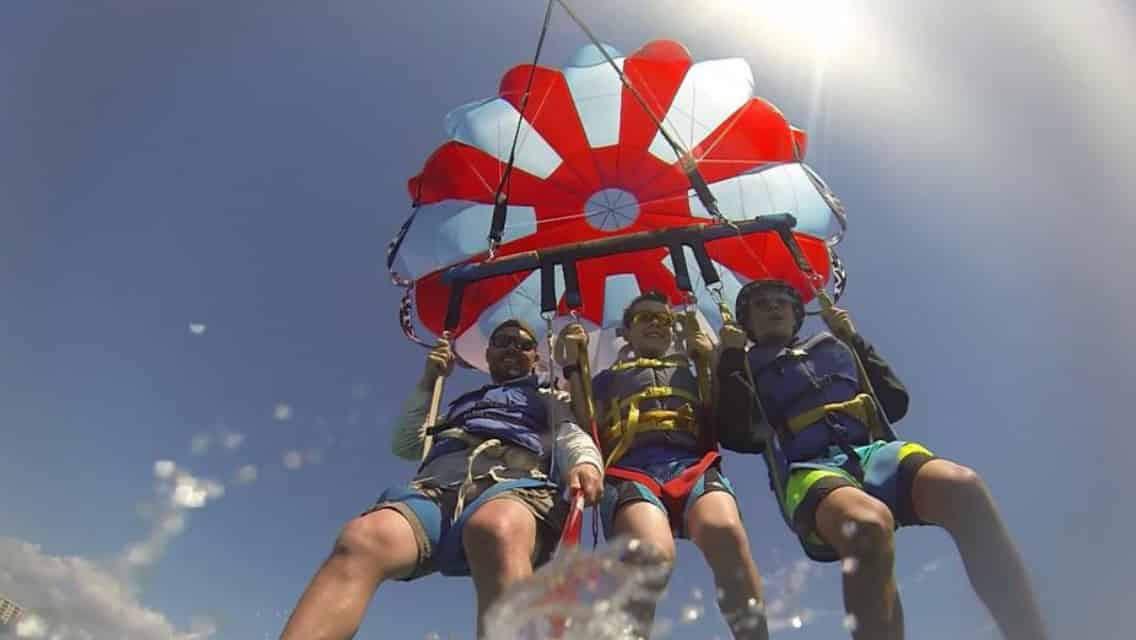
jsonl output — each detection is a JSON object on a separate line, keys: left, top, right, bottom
{"left": 686, "top": 491, "right": 768, "bottom": 640}
{"left": 281, "top": 508, "right": 419, "bottom": 640}
{"left": 814, "top": 487, "right": 903, "bottom": 640}
{"left": 612, "top": 501, "right": 677, "bottom": 638}
{"left": 910, "top": 460, "right": 1049, "bottom": 640}
{"left": 463, "top": 498, "right": 539, "bottom": 639}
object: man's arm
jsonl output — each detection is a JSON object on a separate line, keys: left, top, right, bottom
{"left": 550, "top": 389, "right": 603, "bottom": 475}
{"left": 546, "top": 389, "right": 604, "bottom": 505}
{"left": 389, "top": 387, "right": 432, "bottom": 461}
{"left": 390, "top": 340, "right": 455, "bottom": 461}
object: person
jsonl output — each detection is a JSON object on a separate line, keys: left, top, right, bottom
{"left": 715, "top": 278, "right": 1049, "bottom": 640}
{"left": 281, "top": 319, "right": 604, "bottom": 640}
{"left": 558, "top": 291, "right": 769, "bottom": 639}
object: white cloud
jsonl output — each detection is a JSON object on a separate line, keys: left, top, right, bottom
{"left": 0, "top": 539, "right": 214, "bottom": 640}
{"left": 188, "top": 323, "right": 207, "bottom": 335}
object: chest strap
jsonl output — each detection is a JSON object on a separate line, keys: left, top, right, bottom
{"left": 602, "top": 386, "right": 701, "bottom": 467}
{"left": 785, "top": 393, "right": 880, "bottom": 437}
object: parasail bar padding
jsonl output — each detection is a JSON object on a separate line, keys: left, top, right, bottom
{"left": 441, "top": 213, "right": 797, "bottom": 330}
{"left": 774, "top": 226, "right": 814, "bottom": 275}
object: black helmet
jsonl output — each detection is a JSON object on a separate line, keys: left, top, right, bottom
{"left": 735, "top": 279, "right": 805, "bottom": 341}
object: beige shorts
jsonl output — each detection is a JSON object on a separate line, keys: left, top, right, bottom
{"left": 364, "top": 476, "right": 567, "bottom": 580}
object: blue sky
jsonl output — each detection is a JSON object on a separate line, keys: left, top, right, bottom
{"left": 1, "top": 1, "right": 1134, "bottom": 638}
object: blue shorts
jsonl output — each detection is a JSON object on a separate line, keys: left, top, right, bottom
{"left": 365, "top": 477, "right": 561, "bottom": 580}
{"left": 768, "top": 439, "right": 935, "bottom": 562}
{"left": 600, "top": 450, "right": 736, "bottom": 539}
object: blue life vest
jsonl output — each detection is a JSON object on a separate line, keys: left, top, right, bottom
{"left": 746, "top": 332, "right": 869, "bottom": 462}
{"left": 592, "top": 358, "right": 706, "bottom": 466}
{"left": 443, "top": 375, "right": 550, "bottom": 457}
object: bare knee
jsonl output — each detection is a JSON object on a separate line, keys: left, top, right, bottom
{"left": 689, "top": 508, "right": 748, "bottom": 555}
{"left": 462, "top": 502, "right": 536, "bottom": 569}
{"left": 329, "top": 510, "right": 417, "bottom": 581}
{"left": 820, "top": 494, "right": 895, "bottom": 561}
{"left": 844, "top": 505, "right": 894, "bottom": 560}
{"left": 913, "top": 460, "right": 996, "bottom": 527}
{"left": 613, "top": 502, "right": 678, "bottom": 567}
{"left": 942, "top": 464, "right": 987, "bottom": 498}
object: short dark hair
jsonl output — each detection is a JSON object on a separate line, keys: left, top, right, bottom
{"left": 622, "top": 290, "right": 670, "bottom": 328}
{"left": 489, "top": 318, "right": 537, "bottom": 342}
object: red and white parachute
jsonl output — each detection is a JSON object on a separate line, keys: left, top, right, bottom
{"left": 388, "top": 39, "right": 846, "bottom": 372}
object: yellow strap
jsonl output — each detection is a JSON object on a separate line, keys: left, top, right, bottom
{"left": 785, "top": 393, "right": 879, "bottom": 435}
{"left": 602, "top": 387, "right": 700, "bottom": 467}
{"left": 616, "top": 385, "right": 700, "bottom": 409}
{"left": 610, "top": 357, "right": 687, "bottom": 372}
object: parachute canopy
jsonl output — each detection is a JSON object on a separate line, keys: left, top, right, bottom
{"left": 391, "top": 39, "right": 844, "bottom": 372}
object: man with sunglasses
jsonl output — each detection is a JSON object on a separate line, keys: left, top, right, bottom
{"left": 715, "top": 279, "right": 1048, "bottom": 640}
{"left": 282, "top": 319, "right": 604, "bottom": 640}
{"left": 558, "top": 291, "right": 769, "bottom": 639}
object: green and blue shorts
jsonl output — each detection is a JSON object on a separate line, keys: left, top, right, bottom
{"left": 770, "top": 440, "right": 935, "bottom": 562}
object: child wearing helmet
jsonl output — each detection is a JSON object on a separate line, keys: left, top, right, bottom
{"left": 715, "top": 279, "right": 1048, "bottom": 640}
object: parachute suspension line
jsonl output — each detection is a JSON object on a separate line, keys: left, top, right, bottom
{"left": 487, "top": 0, "right": 556, "bottom": 259}
{"left": 542, "top": 311, "right": 558, "bottom": 387}
{"left": 397, "top": 288, "right": 436, "bottom": 349}
{"left": 553, "top": 0, "right": 726, "bottom": 222}
{"left": 387, "top": 172, "right": 427, "bottom": 288}
{"left": 829, "top": 246, "right": 848, "bottom": 303}
{"left": 789, "top": 109, "right": 848, "bottom": 248}
{"left": 774, "top": 231, "right": 894, "bottom": 441}
{"left": 389, "top": 178, "right": 440, "bottom": 349}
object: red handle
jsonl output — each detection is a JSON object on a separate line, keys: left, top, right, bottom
{"left": 556, "top": 487, "right": 586, "bottom": 553}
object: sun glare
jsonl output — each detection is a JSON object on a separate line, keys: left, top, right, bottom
{"left": 715, "top": 0, "right": 856, "bottom": 61}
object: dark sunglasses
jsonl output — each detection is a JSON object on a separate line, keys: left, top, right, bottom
{"left": 630, "top": 310, "right": 675, "bottom": 327}
{"left": 489, "top": 333, "right": 537, "bottom": 351}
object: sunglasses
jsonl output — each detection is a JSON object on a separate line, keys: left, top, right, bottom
{"left": 630, "top": 310, "right": 675, "bottom": 327}
{"left": 489, "top": 333, "right": 537, "bottom": 351}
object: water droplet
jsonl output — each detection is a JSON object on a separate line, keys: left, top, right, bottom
{"left": 283, "top": 450, "right": 304, "bottom": 470}
{"left": 746, "top": 597, "right": 764, "bottom": 613}
{"left": 842, "top": 557, "right": 859, "bottom": 575}
{"left": 841, "top": 520, "right": 858, "bottom": 538}
{"left": 189, "top": 323, "right": 207, "bottom": 335}
{"left": 843, "top": 613, "right": 859, "bottom": 631}
{"left": 691, "top": 587, "right": 703, "bottom": 601}
{"left": 274, "top": 403, "right": 293, "bottom": 421}
{"left": 681, "top": 605, "right": 704, "bottom": 623}
{"left": 791, "top": 615, "right": 804, "bottom": 629}
{"left": 716, "top": 587, "right": 727, "bottom": 602}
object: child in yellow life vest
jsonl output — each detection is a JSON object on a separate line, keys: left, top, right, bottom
{"left": 558, "top": 291, "right": 769, "bottom": 639}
